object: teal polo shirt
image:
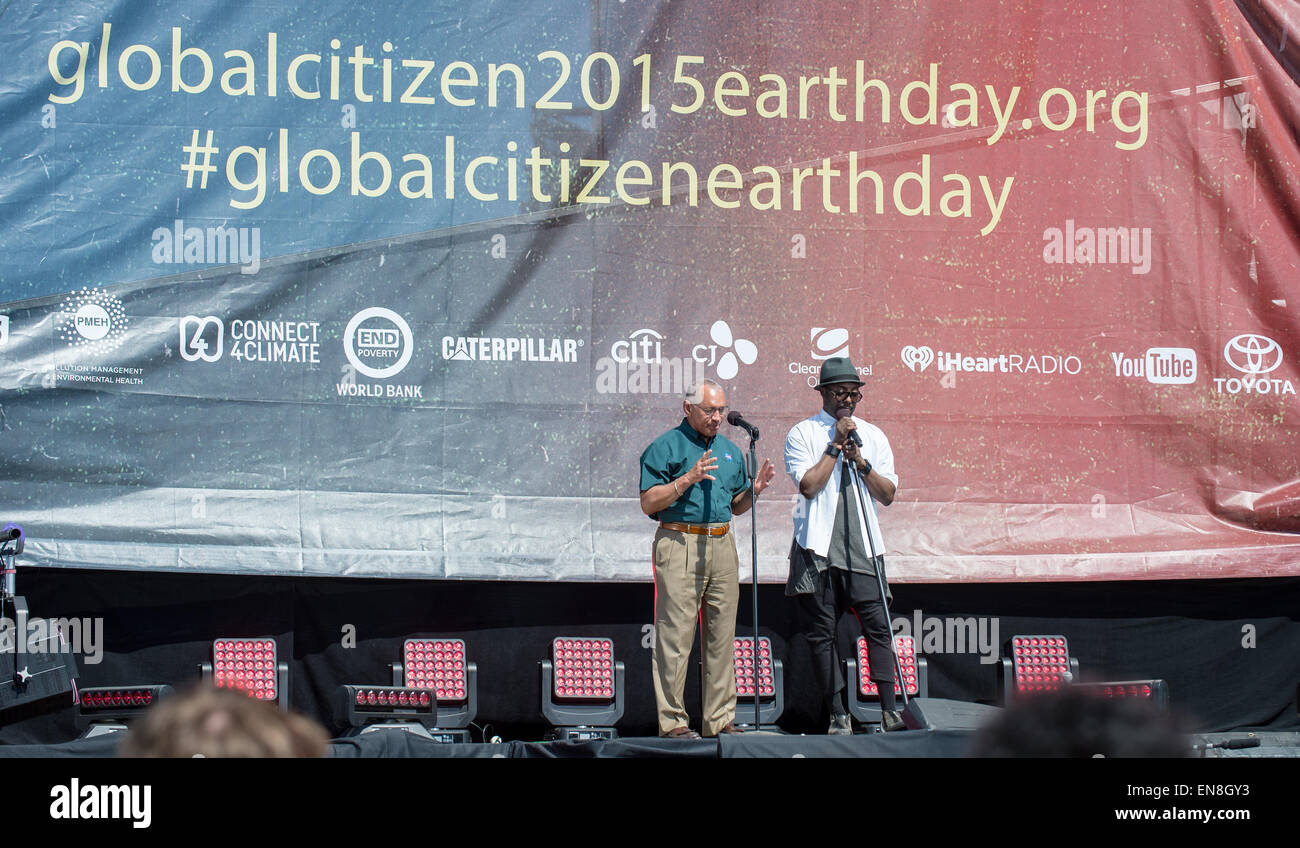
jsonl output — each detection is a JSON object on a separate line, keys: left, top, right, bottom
{"left": 639, "top": 419, "right": 751, "bottom": 524}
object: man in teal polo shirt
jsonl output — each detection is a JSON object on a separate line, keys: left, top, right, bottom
{"left": 639, "top": 380, "right": 775, "bottom": 738}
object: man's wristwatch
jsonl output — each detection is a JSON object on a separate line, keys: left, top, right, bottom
{"left": 824, "top": 443, "right": 841, "bottom": 458}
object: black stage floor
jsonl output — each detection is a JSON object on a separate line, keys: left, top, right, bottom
{"left": 2, "top": 728, "right": 1296, "bottom": 758}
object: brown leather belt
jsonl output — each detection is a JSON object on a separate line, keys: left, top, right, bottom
{"left": 660, "top": 522, "right": 730, "bottom": 537}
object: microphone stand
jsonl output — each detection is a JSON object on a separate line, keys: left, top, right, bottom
{"left": 744, "top": 431, "right": 762, "bottom": 730}
{"left": 842, "top": 451, "right": 909, "bottom": 715}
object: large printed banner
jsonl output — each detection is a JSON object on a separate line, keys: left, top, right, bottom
{"left": 1, "top": 0, "right": 1298, "bottom": 582}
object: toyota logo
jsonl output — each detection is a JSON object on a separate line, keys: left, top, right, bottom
{"left": 1223, "top": 334, "right": 1283, "bottom": 375}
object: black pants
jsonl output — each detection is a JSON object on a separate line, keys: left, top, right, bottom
{"left": 797, "top": 567, "right": 895, "bottom": 708}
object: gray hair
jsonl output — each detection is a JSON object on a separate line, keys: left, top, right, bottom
{"left": 683, "top": 379, "right": 722, "bottom": 405}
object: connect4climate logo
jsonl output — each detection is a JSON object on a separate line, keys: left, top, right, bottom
{"left": 179, "top": 315, "right": 223, "bottom": 362}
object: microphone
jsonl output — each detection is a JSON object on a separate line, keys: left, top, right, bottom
{"left": 834, "top": 408, "right": 862, "bottom": 447}
{"left": 1, "top": 524, "right": 21, "bottom": 599}
{"left": 0, "top": 525, "right": 21, "bottom": 555}
{"left": 726, "top": 411, "right": 759, "bottom": 439}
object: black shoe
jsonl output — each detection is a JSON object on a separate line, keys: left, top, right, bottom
{"left": 827, "top": 713, "right": 853, "bottom": 736}
{"left": 663, "top": 726, "right": 702, "bottom": 740}
{"left": 881, "top": 709, "right": 906, "bottom": 732}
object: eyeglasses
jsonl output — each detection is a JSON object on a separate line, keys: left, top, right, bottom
{"left": 825, "top": 388, "right": 863, "bottom": 402}
{"left": 691, "top": 404, "right": 727, "bottom": 418}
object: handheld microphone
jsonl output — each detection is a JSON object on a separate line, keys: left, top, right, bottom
{"left": 834, "top": 408, "right": 862, "bottom": 447}
{"left": 726, "top": 411, "right": 759, "bottom": 440}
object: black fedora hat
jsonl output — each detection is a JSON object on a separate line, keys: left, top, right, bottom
{"left": 815, "top": 356, "right": 864, "bottom": 388}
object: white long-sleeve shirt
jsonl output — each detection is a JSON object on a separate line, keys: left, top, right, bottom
{"left": 784, "top": 410, "right": 897, "bottom": 557}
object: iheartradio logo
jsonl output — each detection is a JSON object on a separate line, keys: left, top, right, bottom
{"left": 900, "top": 345, "right": 935, "bottom": 373}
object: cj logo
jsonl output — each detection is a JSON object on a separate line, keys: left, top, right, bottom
{"left": 810, "top": 327, "right": 849, "bottom": 360}
{"left": 1223, "top": 334, "right": 1282, "bottom": 375}
{"left": 692, "top": 320, "right": 757, "bottom": 380}
{"left": 179, "top": 315, "right": 223, "bottom": 362}
{"left": 901, "top": 345, "right": 935, "bottom": 373}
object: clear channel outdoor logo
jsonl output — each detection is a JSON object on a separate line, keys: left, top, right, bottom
{"left": 810, "top": 327, "right": 849, "bottom": 360}
{"left": 57, "top": 287, "right": 128, "bottom": 354}
{"left": 790, "top": 328, "right": 869, "bottom": 387}
{"left": 344, "top": 307, "right": 413, "bottom": 379}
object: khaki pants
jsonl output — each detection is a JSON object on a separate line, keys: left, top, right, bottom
{"left": 651, "top": 526, "right": 739, "bottom": 737}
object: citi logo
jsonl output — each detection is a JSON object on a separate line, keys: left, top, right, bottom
{"left": 1110, "top": 348, "right": 1197, "bottom": 385}
{"left": 610, "top": 329, "right": 662, "bottom": 364}
{"left": 49, "top": 779, "right": 151, "bottom": 828}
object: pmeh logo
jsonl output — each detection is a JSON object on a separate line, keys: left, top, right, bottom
{"left": 179, "top": 315, "right": 224, "bottom": 362}
{"left": 810, "top": 327, "right": 849, "bottom": 360}
{"left": 692, "top": 320, "right": 756, "bottom": 380}
{"left": 344, "top": 307, "right": 413, "bottom": 379}
{"left": 1223, "top": 333, "right": 1282, "bottom": 375}
{"left": 0, "top": 314, "right": 8, "bottom": 347}
{"left": 1215, "top": 333, "right": 1293, "bottom": 397}
{"left": 57, "top": 287, "right": 128, "bottom": 354}
{"left": 900, "top": 345, "right": 935, "bottom": 373}
{"left": 610, "top": 328, "right": 663, "bottom": 364}
{"left": 1110, "top": 347, "right": 1197, "bottom": 385}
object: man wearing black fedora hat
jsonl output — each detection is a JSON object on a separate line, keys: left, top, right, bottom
{"left": 783, "top": 355, "right": 902, "bottom": 733}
